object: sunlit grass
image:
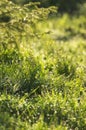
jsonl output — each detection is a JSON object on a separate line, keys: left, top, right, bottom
{"left": 0, "top": 1, "right": 86, "bottom": 129}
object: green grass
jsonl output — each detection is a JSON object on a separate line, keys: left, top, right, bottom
{"left": 0, "top": 2, "right": 86, "bottom": 129}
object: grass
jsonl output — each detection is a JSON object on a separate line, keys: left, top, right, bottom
{"left": 0, "top": 3, "right": 86, "bottom": 129}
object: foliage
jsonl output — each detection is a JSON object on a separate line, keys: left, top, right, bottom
{"left": 12, "top": 0, "right": 86, "bottom": 13}
{"left": 0, "top": 0, "right": 56, "bottom": 50}
{"left": 0, "top": 0, "right": 86, "bottom": 130}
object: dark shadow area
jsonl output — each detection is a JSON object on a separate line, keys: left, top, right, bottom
{"left": 12, "top": 0, "right": 86, "bottom": 14}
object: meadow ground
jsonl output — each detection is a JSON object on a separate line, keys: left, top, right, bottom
{"left": 0, "top": 1, "right": 86, "bottom": 129}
